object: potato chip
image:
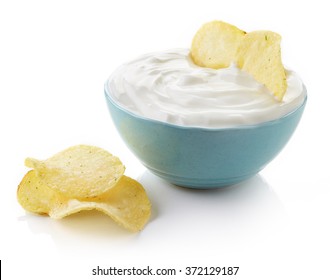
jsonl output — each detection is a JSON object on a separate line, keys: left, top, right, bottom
{"left": 191, "top": 20, "right": 246, "bottom": 69}
{"left": 17, "top": 170, "right": 63, "bottom": 215}
{"left": 50, "top": 176, "right": 151, "bottom": 232}
{"left": 191, "top": 21, "right": 288, "bottom": 100}
{"left": 17, "top": 170, "right": 151, "bottom": 232}
{"left": 236, "top": 31, "right": 287, "bottom": 101}
{"left": 25, "top": 145, "right": 125, "bottom": 199}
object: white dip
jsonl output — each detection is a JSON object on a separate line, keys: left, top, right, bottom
{"left": 107, "top": 49, "right": 306, "bottom": 128}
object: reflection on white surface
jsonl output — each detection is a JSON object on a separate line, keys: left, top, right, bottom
{"left": 139, "top": 171, "right": 287, "bottom": 255}
{"left": 17, "top": 170, "right": 287, "bottom": 260}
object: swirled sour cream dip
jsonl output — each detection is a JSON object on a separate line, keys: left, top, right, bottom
{"left": 107, "top": 49, "right": 306, "bottom": 128}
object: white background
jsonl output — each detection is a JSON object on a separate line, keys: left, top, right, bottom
{"left": 1, "top": 0, "right": 329, "bottom": 279}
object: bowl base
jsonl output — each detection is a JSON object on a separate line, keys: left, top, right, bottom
{"left": 148, "top": 168, "right": 257, "bottom": 189}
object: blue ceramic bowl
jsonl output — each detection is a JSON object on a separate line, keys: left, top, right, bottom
{"left": 105, "top": 83, "right": 307, "bottom": 189}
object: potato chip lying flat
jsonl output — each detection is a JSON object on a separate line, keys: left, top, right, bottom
{"left": 18, "top": 145, "right": 151, "bottom": 232}
{"left": 25, "top": 145, "right": 125, "bottom": 199}
{"left": 236, "top": 31, "right": 287, "bottom": 101}
{"left": 191, "top": 20, "right": 246, "bottom": 69}
{"left": 50, "top": 176, "right": 151, "bottom": 232}
{"left": 17, "top": 170, "right": 63, "bottom": 215}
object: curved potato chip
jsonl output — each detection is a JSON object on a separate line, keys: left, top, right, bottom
{"left": 25, "top": 145, "right": 125, "bottom": 199}
{"left": 50, "top": 176, "right": 151, "bottom": 232}
{"left": 17, "top": 170, "right": 151, "bottom": 232}
{"left": 17, "top": 170, "right": 63, "bottom": 214}
{"left": 191, "top": 20, "right": 246, "bottom": 69}
{"left": 235, "top": 31, "right": 287, "bottom": 101}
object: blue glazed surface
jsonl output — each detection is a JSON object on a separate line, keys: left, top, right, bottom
{"left": 104, "top": 85, "right": 307, "bottom": 189}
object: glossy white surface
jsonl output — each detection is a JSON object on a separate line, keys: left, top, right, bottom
{"left": 1, "top": 1, "right": 329, "bottom": 279}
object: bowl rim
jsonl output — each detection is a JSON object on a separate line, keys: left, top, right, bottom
{"left": 104, "top": 79, "right": 307, "bottom": 132}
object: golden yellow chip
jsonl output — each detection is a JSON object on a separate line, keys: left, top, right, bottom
{"left": 17, "top": 170, "right": 63, "bottom": 215}
{"left": 236, "top": 31, "right": 287, "bottom": 101}
{"left": 50, "top": 176, "right": 151, "bottom": 232}
{"left": 17, "top": 171, "right": 151, "bottom": 232}
{"left": 191, "top": 20, "right": 246, "bottom": 69}
{"left": 191, "top": 21, "right": 288, "bottom": 100}
{"left": 25, "top": 145, "right": 125, "bottom": 199}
